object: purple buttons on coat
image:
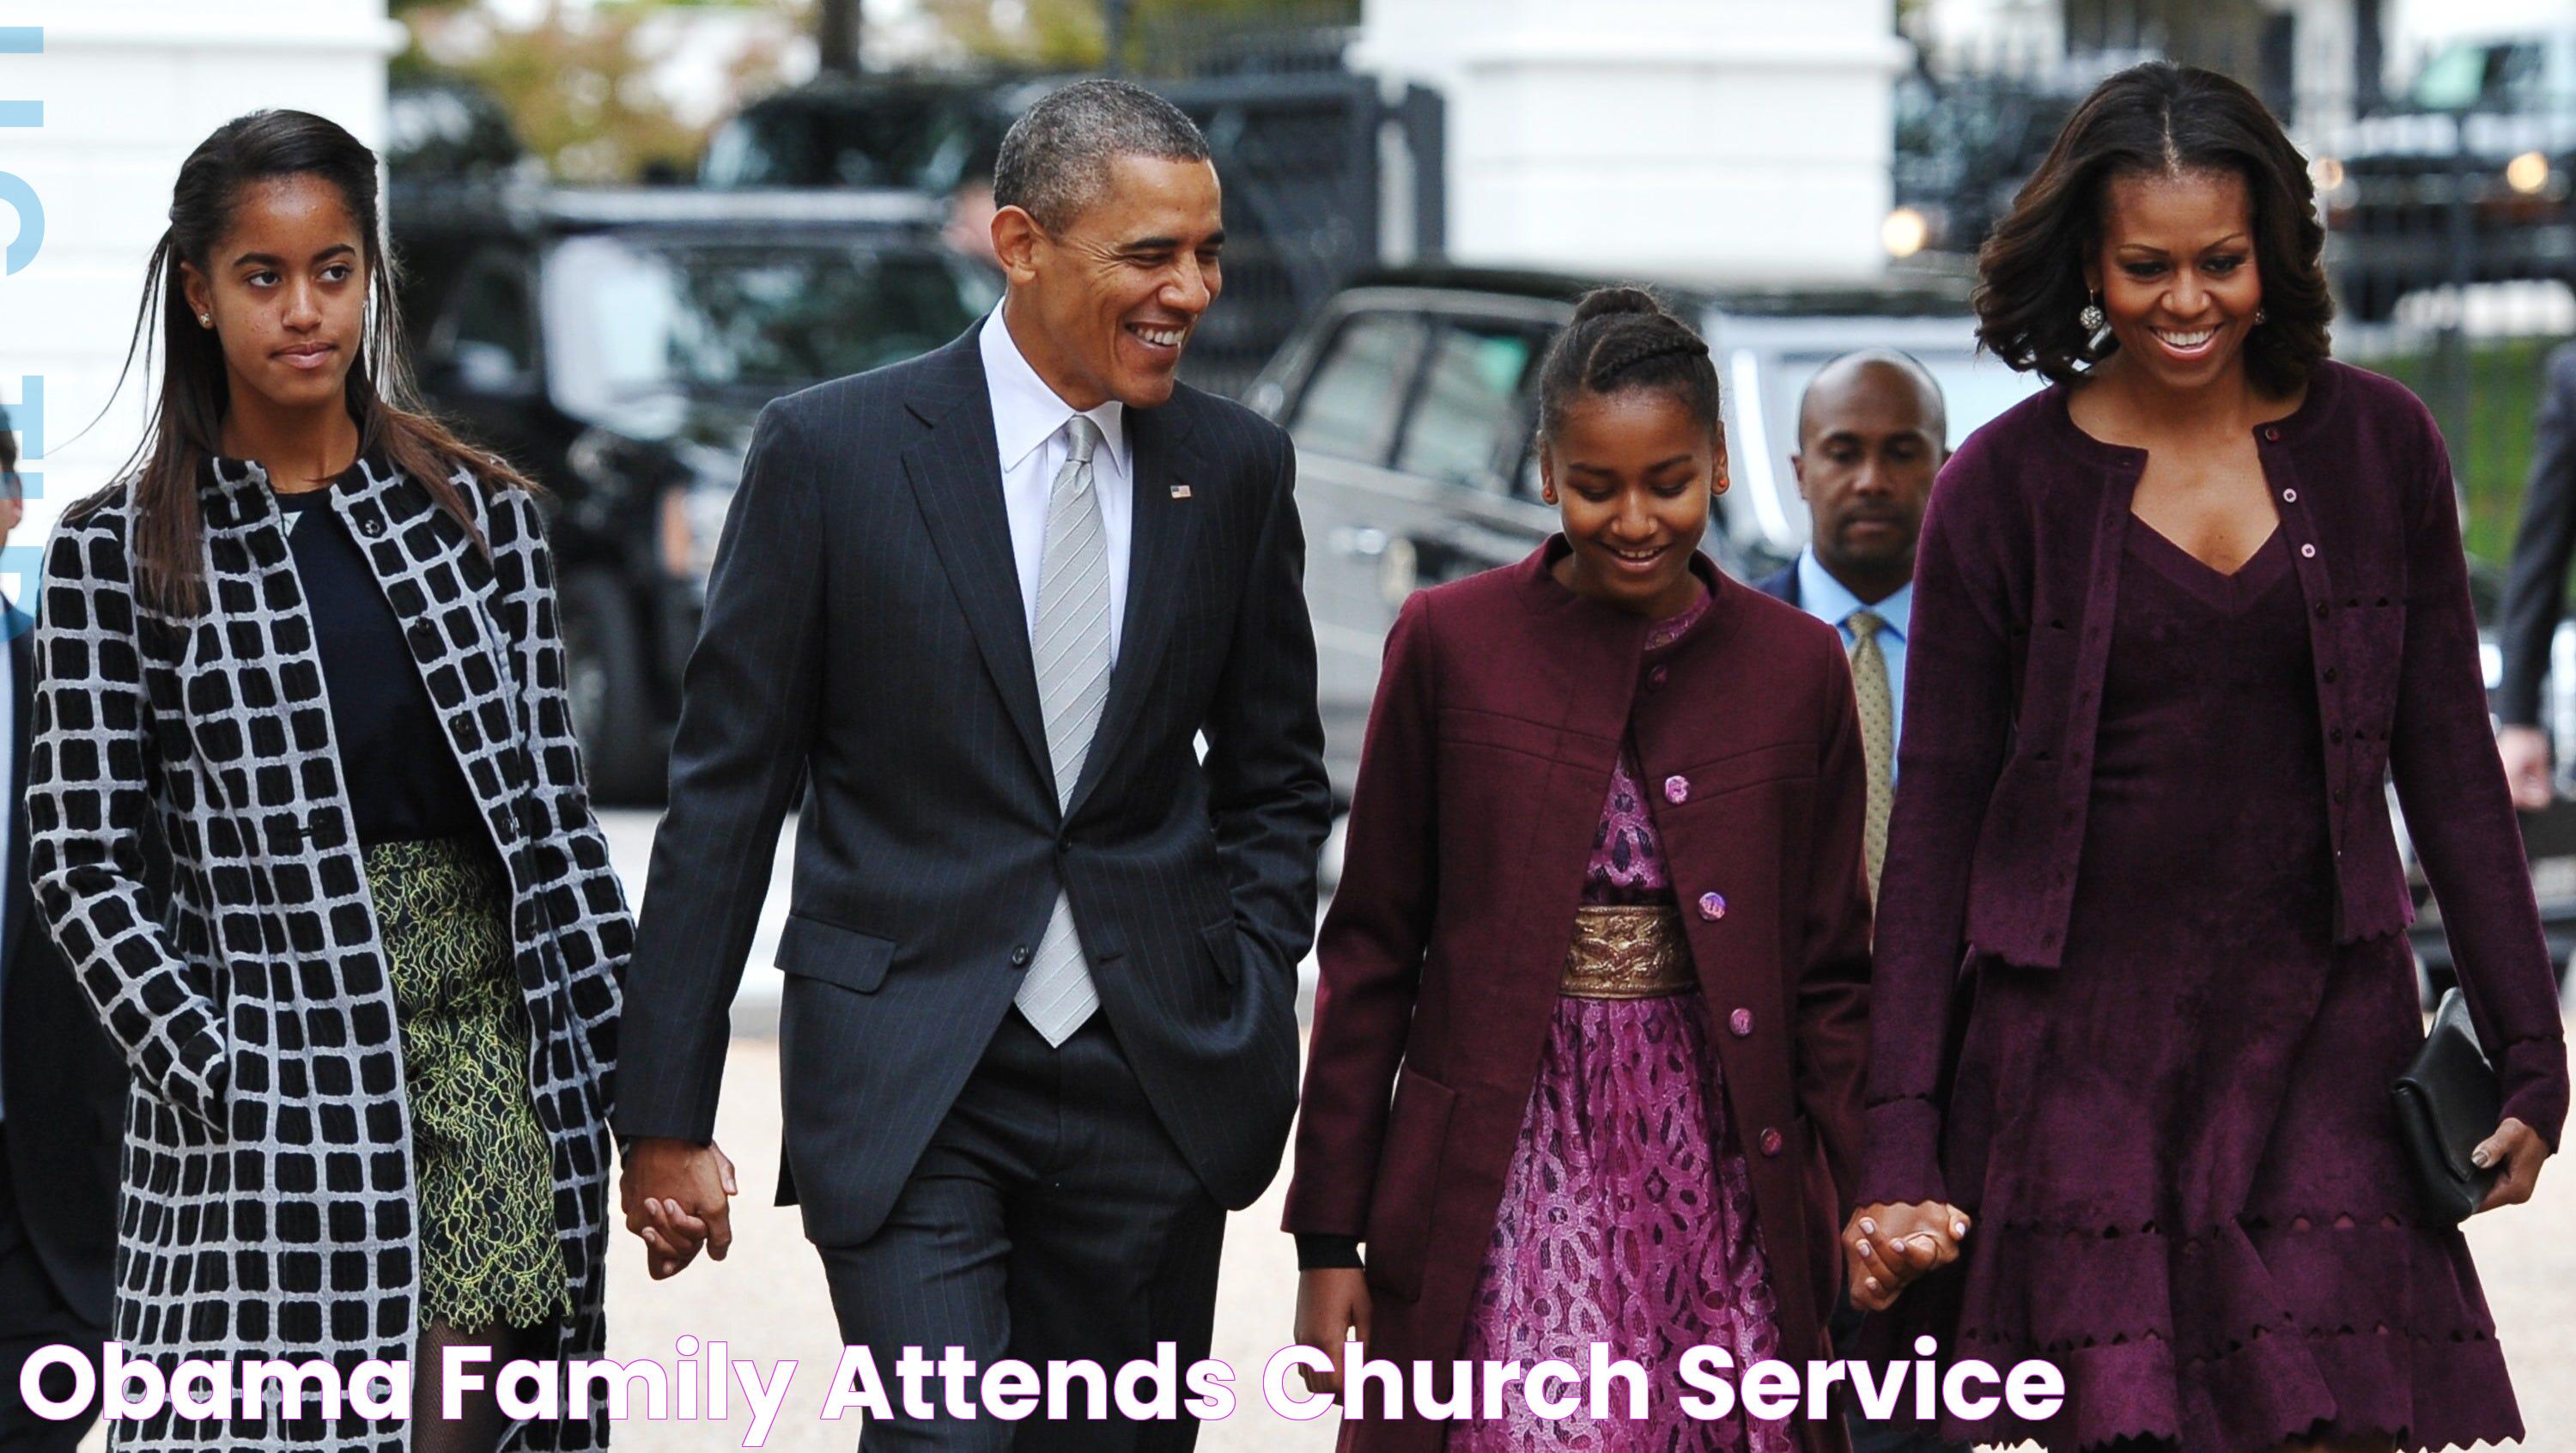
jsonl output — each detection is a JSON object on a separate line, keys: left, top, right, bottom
{"left": 1698, "top": 891, "right": 1728, "bottom": 921}
{"left": 1728, "top": 1007, "right": 1753, "bottom": 1037}
{"left": 1646, "top": 665, "right": 1669, "bottom": 690}
{"left": 1663, "top": 775, "right": 1690, "bottom": 805}
{"left": 1759, "top": 1128, "right": 1784, "bottom": 1157}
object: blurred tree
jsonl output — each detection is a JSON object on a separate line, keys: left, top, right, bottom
{"left": 398, "top": 0, "right": 798, "bottom": 181}
{"left": 819, "top": 0, "right": 861, "bottom": 73}
{"left": 919, "top": 0, "right": 1357, "bottom": 72}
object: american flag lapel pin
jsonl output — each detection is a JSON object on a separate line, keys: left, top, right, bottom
{"left": 1170, "top": 483, "right": 1193, "bottom": 499}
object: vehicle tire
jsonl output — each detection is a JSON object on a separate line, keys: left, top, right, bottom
{"left": 560, "top": 568, "right": 665, "bottom": 806}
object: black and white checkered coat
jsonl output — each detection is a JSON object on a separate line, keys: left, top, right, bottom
{"left": 27, "top": 455, "right": 631, "bottom": 1452}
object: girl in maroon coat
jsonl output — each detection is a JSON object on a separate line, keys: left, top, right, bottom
{"left": 1285, "top": 288, "right": 1877, "bottom": 1453}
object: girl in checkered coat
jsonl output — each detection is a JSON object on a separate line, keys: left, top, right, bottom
{"left": 28, "top": 111, "right": 630, "bottom": 1452}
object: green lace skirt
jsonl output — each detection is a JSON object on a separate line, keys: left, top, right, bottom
{"left": 369, "top": 836, "right": 568, "bottom": 1333}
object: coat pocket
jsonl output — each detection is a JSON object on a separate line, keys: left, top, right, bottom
{"left": 775, "top": 913, "right": 896, "bottom": 994}
{"left": 1362, "top": 1065, "right": 1456, "bottom": 1302}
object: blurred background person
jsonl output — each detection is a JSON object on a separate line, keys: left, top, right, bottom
{"left": 2494, "top": 343, "right": 2576, "bottom": 809}
{"left": 1860, "top": 61, "right": 2563, "bottom": 1452}
{"left": 1764, "top": 350, "right": 1949, "bottom": 902}
{"left": 28, "top": 110, "right": 630, "bottom": 1453}
{"left": 0, "top": 404, "right": 124, "bottom": 1453}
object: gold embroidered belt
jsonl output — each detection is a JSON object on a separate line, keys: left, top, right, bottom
{"left": 1560, "top": 904, "right": 1695, "bottom": 1000}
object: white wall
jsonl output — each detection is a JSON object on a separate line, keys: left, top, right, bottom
{"left": 1356, "top": 0, "right": 1910, "bottom": 282}
{"left": 0, "top": 1, "right": 402, "bottom": 591}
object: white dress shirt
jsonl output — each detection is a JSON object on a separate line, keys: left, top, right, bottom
{"left": 1795, "top": 548, "right": 1911, "bottom": 751}
{"left": 980, "top": 302, "right": 1133, "bottom": 661}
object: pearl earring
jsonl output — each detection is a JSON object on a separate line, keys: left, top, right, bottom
{"left": 2254, "top": 307, "right": 2269, "bottom": 325}
{"left": 197, "top": 313, "right": 212, "bottom": 327}
{"left": 2079, "top": 294, "right": 2105, "bottom": 332}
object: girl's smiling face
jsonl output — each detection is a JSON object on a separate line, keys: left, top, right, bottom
{"left": 1540, "top": 387, "right": 1726, "bottom": 617}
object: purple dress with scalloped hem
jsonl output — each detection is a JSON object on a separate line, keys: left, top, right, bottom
{"left": 1447, "top": 591, "right": 1796, "bottom": 1453}
{"left": 1924, "top": 523, "right": 2520, "bottom": 1452}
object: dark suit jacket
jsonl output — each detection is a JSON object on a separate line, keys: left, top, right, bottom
{"left": 2497, "top": 340, "right": 2576, "bottom": 727}
{"left": 1756, "top": 559, "right": 1801, "bottom": 608}
{"left": 615, "top": 322, "right": 1333, "bottom": 1244}
{"left": 1, "top": 599, "right": 125, "bottom": 1328}
{"left": 1284, "top": 544, "right": 1872, "bottom": 1452}
{"left": 1864, "top": 362, "right": 2569, "bottom": 1207}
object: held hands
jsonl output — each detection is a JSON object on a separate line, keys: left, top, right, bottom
{"left": 620, "top": 1137, "right": 739, "bottom": 1280}
{"left": 2498, "top": 726, "right": 2555, "bottom": 812}
{"left": 1291, "top": 1268, "right": 1371, "bottom": 1401}
{"left": 1845, "top": 1201, "right": 1971, "bottom": 1313}
{"left": 2474, "top": 1116, "right": 2553, "bottom": 1213}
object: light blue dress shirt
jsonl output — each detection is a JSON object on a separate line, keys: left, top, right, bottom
{"left": 1795, "top": 549, "right": 1910, "bottom": 754}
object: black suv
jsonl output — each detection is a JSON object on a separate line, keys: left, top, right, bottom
{"left": 391, "top": 180, "right": 998, "bottom": 800}
{"left": 1248, "top": 265, "right": 2043, "bottom": 800}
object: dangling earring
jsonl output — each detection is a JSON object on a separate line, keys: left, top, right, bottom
{"left": 2079, "top": 293, "right": 2105, "bottom": 332}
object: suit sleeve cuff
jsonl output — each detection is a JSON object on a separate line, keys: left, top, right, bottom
{"left": 1858, "top": 1096, "right": 1950, "bottom": 1208}
{"left": 1296, "top": 1234, "right": 1364, "bottom": 1271}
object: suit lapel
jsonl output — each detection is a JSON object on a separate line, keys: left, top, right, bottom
{"left": 901, "top": 333, "right": 1054, "bottom": 789}
{"left": 1066, "top": 403, "right": 1198, "bottom": 819}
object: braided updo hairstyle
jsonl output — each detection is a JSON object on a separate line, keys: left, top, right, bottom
{"left": 1535, "top": 286, "right": 1723, "bottom": 445}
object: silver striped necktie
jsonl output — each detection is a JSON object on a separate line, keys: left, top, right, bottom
{"left": 1017, "top": 414, "right": 1111, "bottom": 1045}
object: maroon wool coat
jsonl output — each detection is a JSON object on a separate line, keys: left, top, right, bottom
{"left": 1862, "top": 361, "right": 2573, "bottom": 1207}
{"left": 1284, "top": 541, "right": 1874, "bottom": 1453}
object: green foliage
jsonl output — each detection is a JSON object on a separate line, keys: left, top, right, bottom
{"left": 2369, "top": 337, "right": 2564, "bottom": 566}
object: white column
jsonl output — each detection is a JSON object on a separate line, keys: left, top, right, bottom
{"left": 1357, "top": 0, "right": 1911, "bottom": 280}
{"left": 0, "top": 2, "right": 404, "bottom": 568}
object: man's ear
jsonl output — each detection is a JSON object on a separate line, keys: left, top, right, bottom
{"left": 990, "top": 205, "right": 1047, "bottom": 288}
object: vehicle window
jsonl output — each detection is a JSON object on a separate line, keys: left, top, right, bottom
{"left": 1288, "top": 313, "right": 1427, "bottom": 466}
{"left": 1394, "top": 322, "right": 1543, "bottom": 490}
{"left": 2413, "top": 40, "right": 2540, "bottom": 112}
{"left": 443, "top": 258, "right": 538, "bottom": 392}
{"left": 541, "top": 235, "right": 996, "bottom": 421}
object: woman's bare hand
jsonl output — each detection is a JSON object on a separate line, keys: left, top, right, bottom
{"left": 1847, "top": 1201, "right": 1971, "bottom": 1311}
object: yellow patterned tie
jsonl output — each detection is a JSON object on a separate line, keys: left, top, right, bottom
{"left": 1846, "top": 609, "right": 1894, "bottom": 900}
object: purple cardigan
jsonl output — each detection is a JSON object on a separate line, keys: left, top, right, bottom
{"left": 1862, "top": 360, "right": 2572, "bottom": 1207}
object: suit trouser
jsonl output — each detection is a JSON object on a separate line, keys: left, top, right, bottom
{"left": 0, "top": 1125, "right": 106, "bottom": 1453}
{"left": 816, "top": 1011, "right": 1226, "bottom": 1453}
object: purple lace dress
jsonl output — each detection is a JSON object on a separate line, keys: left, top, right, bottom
{"left": 1449, "top": 591, "right": 1795, "bottom": 1453}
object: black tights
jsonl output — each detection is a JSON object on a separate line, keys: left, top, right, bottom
{"left": 413, "top": 1322, "right": 541, "bottom": 1453}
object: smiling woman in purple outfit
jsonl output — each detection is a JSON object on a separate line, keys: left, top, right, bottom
{"left": 1854, "top": 62, "right": 2569, "bottom": 1453}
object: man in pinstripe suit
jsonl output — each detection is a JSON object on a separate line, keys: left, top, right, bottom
{"left": 615, "top": 80, "right": 1332, "bottom": 1450}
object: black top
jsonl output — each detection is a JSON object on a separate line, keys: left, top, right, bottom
{"left": 273, "top": 479, "right": 483, "bottom": 846}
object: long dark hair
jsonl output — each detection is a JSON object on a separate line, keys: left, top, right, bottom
{"left": 1973, "top": 62, "right": 2331, "bottom": 396}
{"left": 100, "top": 109, "right": 526, "bottom": 614}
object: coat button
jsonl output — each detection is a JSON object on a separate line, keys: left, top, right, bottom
{"left": 2323, "top": 666, "right": 2336, "bottom": 684}
{"left": 1646, "top": 666, "right": 1669, "bottom": 690}
{"left": 359, "top": 515, "right": 385, "bottom": 538}
{"left": 2281, "top": 488, "right": 2297, "bottom": 502}
{"left": 1010, "top": 945, "right": 1033, "bottom": 968}
{"left": 2300, "top": 543, "right": 2317, "bottom": 559}
{"left": 1728, "top": 1007, "right": 1753, "bottom": 1037}
{"left": 2262, "top": 425, "right": 2281, "bottom": 441}
{"left": 1698, "top": 891, "right": 1728, "bottom": 921}
{"left": 1759, "top": 1128, "right": 1784, "bottom": 1157}
{"left": 1663, "top": 775, "right": 1690, "bottom": 805}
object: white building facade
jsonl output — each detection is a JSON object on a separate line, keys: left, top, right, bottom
{"left": 0, "top": 0, "right": 402, "bottom": 571}
{"left": 1354, "top": 0, "right": 1911, "bottom": 282}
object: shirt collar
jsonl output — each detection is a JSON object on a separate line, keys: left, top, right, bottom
{"left": 1796, "top": 548, "right": 1911, "bottom": 640}
{"left": 980, "top": 301, "right": 1129, "bottom": 476}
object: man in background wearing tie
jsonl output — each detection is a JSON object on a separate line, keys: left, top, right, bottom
{"left": 1758, "top": 351, "right": 1962, "bottom": 1453}
{"left": 614, "top": 80, "right": 1332, "bottom": 1451}
{"left": 0, "top": 406, "right": 125, "bottom": 1450}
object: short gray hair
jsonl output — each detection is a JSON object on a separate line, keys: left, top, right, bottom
{"left": 993, "top": 79, "right": 1212, "bottom": 232}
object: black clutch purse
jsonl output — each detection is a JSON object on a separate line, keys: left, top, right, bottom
{"left": 2390, "top": 988, "right": 2502, "bottom": 1225}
